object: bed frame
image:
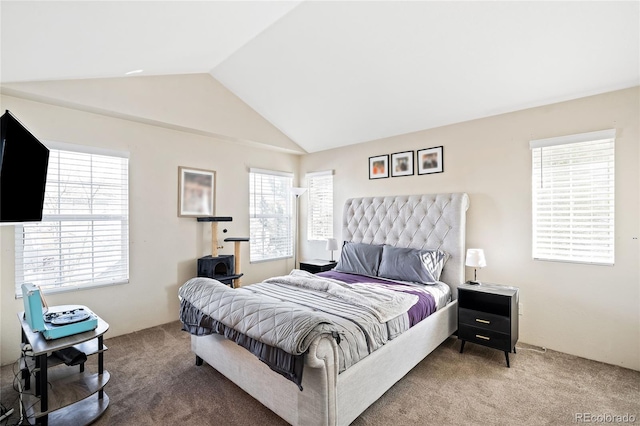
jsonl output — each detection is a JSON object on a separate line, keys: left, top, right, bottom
{"left": 191, "top": 193, "right": 469, "bottom": 425}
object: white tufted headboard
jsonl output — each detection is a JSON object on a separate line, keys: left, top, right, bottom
{"left": 342, "top": 193, "right": 469, "bottom": 299}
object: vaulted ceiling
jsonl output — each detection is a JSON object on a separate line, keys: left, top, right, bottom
{"left": 1, "top": 1, "right": 638, "bottom": 153}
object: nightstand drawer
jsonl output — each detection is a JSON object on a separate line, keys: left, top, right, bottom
{"left": 458, "top": 325, "right": 511, "bottom": 352}
{"left": 459, "top": 308, "right": 510, "bottom": 333}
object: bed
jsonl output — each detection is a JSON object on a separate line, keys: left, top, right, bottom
{"left": 179, "top": 193, "right": 469, "bottom": 426}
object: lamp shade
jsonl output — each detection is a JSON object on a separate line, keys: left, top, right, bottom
{"left": 292, "top": 187, "right": 307, "bottom": 197}
{"left": 465, "top": 249, "right": 487, "bottom": 268}
{"left": 325, "top": 238, "right": 339, "bottom": 251}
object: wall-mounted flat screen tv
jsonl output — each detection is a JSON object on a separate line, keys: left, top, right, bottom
{"left": 0, "top": 110, "right": 50, "bottom": 223}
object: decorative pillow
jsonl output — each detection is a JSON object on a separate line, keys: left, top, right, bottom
{"left": 334, "top": 242, "right": 384, "bottom": 277}
{"left": 377, "top": 246, "right": 448, "bottom": 284}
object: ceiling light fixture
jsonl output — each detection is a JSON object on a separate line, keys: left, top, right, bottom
{"left": 125, "top": 69, "right": 143, "bottom": 75}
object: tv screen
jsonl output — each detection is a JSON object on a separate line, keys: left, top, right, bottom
{"left": 0, "top": 110, "right": 50, "bottom": 223}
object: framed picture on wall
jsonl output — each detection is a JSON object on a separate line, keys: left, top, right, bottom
{"left": 178, "top": 166, "right": 215, "bottom": 217}
{"left": 369, "top": 155, "right": 389, "bottom": 179}
{"left": 417, "top": 146, "right": 444, "bottom": 175}
{"left": 391, "top": 151, "right": 414, "bottom": 177}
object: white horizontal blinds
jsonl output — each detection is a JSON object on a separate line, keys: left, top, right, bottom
{"left": 249, "top": 168, "right": 293, "bottom": 262}
{"left": 531, "top": 129, "right": 615, "bottom": 265}
{"left": 15, "top": 146, "right": 129, "bottom": 294}
{"left": 307, "top": 170, "right": 333, "bottom": 241}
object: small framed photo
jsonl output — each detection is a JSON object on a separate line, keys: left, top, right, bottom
{"left": 417, "top": 146, "right": 444, "bottom": 175}
{"left": 369, "top": 155, "right": 389, "bottom": 179}
{"left": 178, "top": 166, "right": 215, "bottom": 217}
{"left": 391, "top": 151, "right": 414, "bottom": 177}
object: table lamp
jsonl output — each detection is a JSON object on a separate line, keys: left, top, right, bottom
{"left": 465, "top": 248, "right": 486, "bottom": 285}
{"left": 326, "top": 238, "right": 339, "bottom": 261}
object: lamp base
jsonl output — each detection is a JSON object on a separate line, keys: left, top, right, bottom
{"left": 466, "top": 280, "right": 481, "bottom": 285}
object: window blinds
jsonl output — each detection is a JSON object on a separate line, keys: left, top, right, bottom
{"left": 249, "top": 168, "right": 294, "bottom": 262}
{"left": 530, "top": 129, "right": 615, "bottom": 265}
{"left": 307, "top": 170, "right": 333, "bottom": 241}
{"left": 15, "top": 145, "right": 129, "bottom": 295}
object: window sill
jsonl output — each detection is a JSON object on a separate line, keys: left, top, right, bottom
{"left": 15, "top": 279, "right": 129, "bottom": 299}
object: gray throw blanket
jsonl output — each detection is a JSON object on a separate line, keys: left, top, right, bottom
{"left": 264, "top": 270, "right": 418, "bottom": 322}
{"left": 179, "top": 271, "right": 418, "bottom": 357}
{"left": 179, "top": 276, "right": 338, "bottom": 355}
{"left": 179, "top": 297, "right": 306, "bottom": 389}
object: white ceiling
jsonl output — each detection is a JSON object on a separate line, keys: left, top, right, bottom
{"left": 1, "top": 1, "right": 638, "bottom": 153}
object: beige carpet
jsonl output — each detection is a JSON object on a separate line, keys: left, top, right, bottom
{"left": 1, "top": 321, "right": 638, "bottom": 425}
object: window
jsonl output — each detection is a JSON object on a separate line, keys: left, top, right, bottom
{"left": 15, "top": 143, "right": 129, "bottom": 296}
{"left": 530, "top": 129, "right": 615, "bottom": 265}
{"left": 249, "top": 168, "right": 293, "bottom": 262}
{"left": 307, "top": 170, "right": 333, "bottom": 241}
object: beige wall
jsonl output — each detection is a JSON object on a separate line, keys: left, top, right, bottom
{"left": 0, "top": 95, "right": 299, "bottom": 364}
{"left": 2, "top": 86, "right": 638, "bottom": 372}
{"left": 300, "top": 87, "right": 640, "bottom": 371}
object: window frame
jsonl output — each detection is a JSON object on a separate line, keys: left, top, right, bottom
{"left": 249, "top": 168, "right": 294, "bottom": 263}
{"left": 530, "top": 129, "right": 615, "bottom": 265}
{"left": 306, "top": 170, "right": 334, "bottom": 241}
{"left": 14, "top": 141, "right": 130, "bottom": 297}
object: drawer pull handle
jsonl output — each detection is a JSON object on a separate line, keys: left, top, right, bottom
{"left": 475, "top": 334, "right": 490, "bottom": 341}
{"left": 475, "top": 319, "right": 490, "bottom": 324}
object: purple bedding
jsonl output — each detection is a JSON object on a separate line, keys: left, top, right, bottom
{"left": 317, "top": 270, "right": 436, "bottom": 327}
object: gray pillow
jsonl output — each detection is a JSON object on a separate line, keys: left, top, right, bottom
{"left": 334, "top": 242, "right": 383, "bottom": 276}
{"left": 378, "top": 246, "right": 448, "bottom": 284}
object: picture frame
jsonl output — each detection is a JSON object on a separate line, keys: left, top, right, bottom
{"left": 417, "top": 146, "right": 444, "bottom": 175}
{"left": 369, "top": 154, "right": 389, "bottom": 179}
{"left": 391, "top": 151, "right": 414, "bottom": 177}
{"left": 369, "top": 155, "right": 389, "bottom": 179}
{"left": 178, "top": 166, "right": 215, "bottom": 217}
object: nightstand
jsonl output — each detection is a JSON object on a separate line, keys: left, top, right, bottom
{"left": 458, "top": 282, "right": 519, "bottom": 367}
{"left": 299, "top": 259, "right": 337, "bottom": 274}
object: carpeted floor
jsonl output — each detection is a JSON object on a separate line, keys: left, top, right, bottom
{"left": 1, "top": 321, "right": 638, "bottom": 425}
